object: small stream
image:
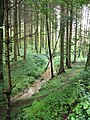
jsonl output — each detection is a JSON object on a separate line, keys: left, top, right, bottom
{"left": 11, "top": 67, "right": 51, "bottom": 102}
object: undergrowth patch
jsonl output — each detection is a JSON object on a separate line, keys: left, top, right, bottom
{"left": 15, "top": 67, "right": 90, "bottom": 120}
{"left": 3, "top": 53, "right": 47, "bottom": 97}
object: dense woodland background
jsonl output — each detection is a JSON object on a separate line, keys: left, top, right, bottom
{"left": 0, "top": 0, "right": 90, "bottom": 120}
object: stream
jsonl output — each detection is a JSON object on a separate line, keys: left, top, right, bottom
{"left": 11, "top": 67, "right": 52, "bottom": 101}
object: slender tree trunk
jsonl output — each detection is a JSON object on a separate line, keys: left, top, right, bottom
{"left": 74, "top": 8, "right": 77, "bottom": 63}
{"left": 0, "top": 0, "right": 3, "bottom": 82}
{"left": 24, "top": 2, "right": 27, "bottom": 60}
{"left": 67, "top": 7, "right": 73, "bottom": 68}
{"left": 40, "top": 15, "right": 43, "bottom": 53}
{"left": 14, "top": 0, "right": 18, "bottom": 61}
{"left": 66, "top": 7, "right": 69, "bottom": 66}
{"left": 78, "top": 24, "right": 82, "bottom": 57}
{"left": 85, "top": 44, "right": 90, "bottom": 70}
{"left": 4, "top": 0, "right": 12, "bottom": 119}
{"left": 30, "top": 12, "right": 33, "bottom": 50}
{"left": 58, "top": 4, "right": 66, "bottom": 74}
{"left": 35, "top": 9, "right": 38, "bottom": 54}
{"left": 9, "top": 0, "right": 12, "bottom": 52}
{"left": 18, "top": 2, "right": 22, "bottom": 48}
{"left": 46, "top": 3, "right": 54, "bottom": 78}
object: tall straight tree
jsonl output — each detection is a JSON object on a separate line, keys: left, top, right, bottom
{"left": 58, "top": 4, "right": 66, "bottom": 74}
{"left": 46, "top": 3, "right": 54, "bottom": 78}
{"left": 74, "top": 7, "right": 78, "bottom": 63}
{"left": 4, "top": 0, "right": 12, "bottom": 119}
{"left": 67, "top": 6, "right": 73, "bottom": 68}
{"left": 35, "top": 3, "right": 39, "bottom": 54}
{"left": 85, "top": 43, "right": 90, "bottom": 70}
{"left": 66, "top": 6, "right": 69, "bottom": 66}
{"left": 18, "top": 1, "right": 22, "bottom": 48}
{"left": 24, "top": 1, "right": 27, "bottom": 60}
{"left": 0, "top": 0, "right": 3, "bottom": 82}
{"left": 14, "top": 0, "right": 18, "bottom": 61}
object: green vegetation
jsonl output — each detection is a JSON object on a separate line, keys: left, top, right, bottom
{"left": 1, "top": 53, "right": 47, "bottom": 97}
{"left": 10, "top": 64, "right": 90, "bottom": 120}
{"left": 0, "top": 0, "right": 90, "bottom": 120}
{"left": 11, "top": 53, "right": 47, "bottom": 96}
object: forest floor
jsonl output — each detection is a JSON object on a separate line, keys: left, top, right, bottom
{"left": 0, "top": 62, "right": 87, "bottom": 119}
{"left": 11, "top": 62, "right": 82, "bottom": 102}
{"left": 11, "top": 65, "right": 51, "bottom": 101}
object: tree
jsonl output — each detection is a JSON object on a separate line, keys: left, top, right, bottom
{"left": 24, "top": 1, "right": 27, "bottom": 60}
{"left": 85, "top": 44, "right": 90, "bottom": 70}
{"left": 66, "top": 6, "right": 69, "bottom": 66}
{"left": 46, "top": 3, "right": 54, "bottom": 78}
{"left": 14, "top": 0, "right": 18, "bottom": 61}
{"left": 58, "top": 4, "right": 66, "bottom": 74}
{"left": 4, "top": 0, "right": 12, "bottom": 119}
{"left": 0, "top": 0, "right": 4, "bottom": 82}
{"left": 74, "top": 7, "right": 78, "bottom": 63}
{"left": 67, "top": 6, "right": 73, "bottom": 68}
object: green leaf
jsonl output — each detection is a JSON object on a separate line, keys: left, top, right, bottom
{"left": 87, "top": 109, "right": 90, "bottom": 115}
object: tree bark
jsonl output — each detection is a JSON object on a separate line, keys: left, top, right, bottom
{"left": 58, "top": 4, "right": 66, "bottom": 74}
{"left": 74, "top": 8, "right": 77, "bottom": 63}
{"left": 66, "top": 7, "right": 69, "bottom": 66}
{"left": 14, "top": 0, "right": 18, "bottom": 61}
{"left": 4, "top": 0, "right": 12, "bottom": 119}
{"left": 35, "top": 7, "right": 39, "bottom": 54}
{"left": 18, "top": 2, "right": 22, "bottom": 48}
{"left": 0, "top": 0, "right": 4, "bottom": 82}
{"left": 24, "top": 1, "right": 27, "bottom": 60}
{"left": 46, "top": 3, "right": 54, "bottom": 78}
{"left": 85, "top": 44, "right": 90, "bottom": 70}
{"left": 67, "top": 7, "right": 73, "bottom": 68}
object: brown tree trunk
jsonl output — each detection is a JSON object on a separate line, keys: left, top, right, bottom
{"left": 58, "top": 4, "right": 66, "bottom": 74}
{"left": 85, "top": 44, "right": 90, "bottom": 70}
{"left": 66, "top": 7, "right": 69, "bottom": 66}
{"left": 78, "top": 24, "right": 82, "bottom": 58}
{"left": 9, "top": 0, "right": 13, "bottom": 52}
{"left": 4, "top": 0, "right": 12, "bottom": 119}
{"left": 74, "top": 8, "right": 77, "bottom": 63}
{"left": 67, "top": 7, "right": 73, "bottom": 68}
{"left": 14, "top": 0, "right": 18, "bottom": 61}
{"left": 0, "top": 0, "right": 4, "bottom": 82}
{"left": 46, "top": 3, "right": 54, "bottom": 78}
{"left": 24, "top": 1, "right": 27, "bottom": 60}
{"left": 18, "top": 2, "right": 22, "bottom": 48}
{"left": 35, "top": 8, "right": 39, "bottom": 54}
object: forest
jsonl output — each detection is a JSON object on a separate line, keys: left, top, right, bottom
{"left": 0, "top": 0, "right": 90, "bottom": 120}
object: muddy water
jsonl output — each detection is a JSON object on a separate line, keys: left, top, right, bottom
{"left": 11, "top": 67, "right": 51, "bottom": 101}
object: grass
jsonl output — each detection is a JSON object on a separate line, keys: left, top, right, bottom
{"left": 10, "top": 62, "right": 90, "bottom": 120}
{"left": 1, "top": 53, "right": 47, "bottom": 98}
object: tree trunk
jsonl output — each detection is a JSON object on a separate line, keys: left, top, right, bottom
{"left": 0, "top": 0, "right": 3, "bottom": 82}
{"left": 67, "top": 7, "right": 73, "bottom": 68}
{"left": 9, "top": 0, "right": 13, "bottom": 52}
{"left": 66, "top": 7, "right": 69, "bottom": 66}
{"left": 14, "top": 0, "right": 18, "bottom": 61}
{"left": 74, "top": 8, "right": 77, "bottom": 63}
{"left": 40, "top": 14, "right": 43, "bottom": 53}
{"left": 46, "top": 3, "right": 54, "bottom": 78}
{"left": 4, "top": 0, "right": 12, "bottom": 119}
{"left": 35, "top": 8, "right": 39, "bottom": 54}
{"left": 78, "top": 24, "right": 82, "bottom": 57}
{"left": 18, "top": 2, "right": 22, "bottom": 48}
{"left": 24, "top": 1, "right": 27, "bottom": 60}
{"left": 85, "top": 44, "right": 90, "bottom": 70}
{"left": 58, "top": 4, "right": 66, "bottom": 74}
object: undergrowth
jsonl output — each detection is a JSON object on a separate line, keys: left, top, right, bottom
{"left": 2, "top": 53, "right": 47, "bottom": 97}
{"left": 15, "top": 67, "right": 90, "bottom": 120}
